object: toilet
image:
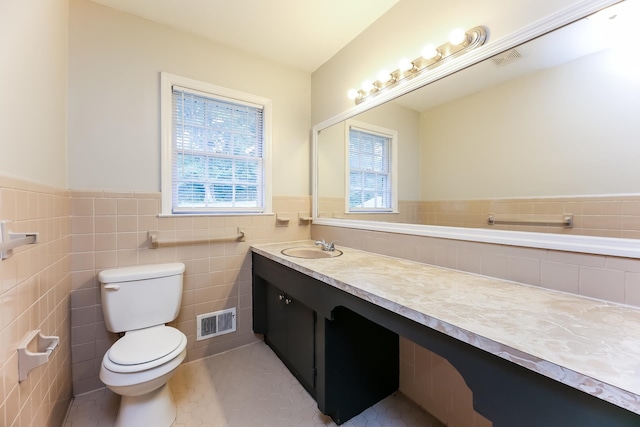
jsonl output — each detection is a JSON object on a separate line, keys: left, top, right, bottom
{"left": 98, "top": 263, "right": 187, "bottom": 427}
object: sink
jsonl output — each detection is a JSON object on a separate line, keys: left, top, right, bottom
{"left": 281, "top": 246, "right": 343, "bottom": 259}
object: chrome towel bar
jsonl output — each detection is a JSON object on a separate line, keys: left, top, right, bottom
{"left": 487, "top": 214, "right": 573, "bottom": 228}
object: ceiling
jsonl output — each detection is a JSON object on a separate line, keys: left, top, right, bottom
{"left": 88, "top": 0, "right": 399, "bottom": 73}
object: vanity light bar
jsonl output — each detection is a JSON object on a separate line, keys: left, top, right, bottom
{"left": 349, "top": 26, "right": 489, "bottom": 104}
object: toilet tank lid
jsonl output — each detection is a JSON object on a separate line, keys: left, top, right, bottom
{"left": 99, "top": 263, "right": 185, "bottom": 284}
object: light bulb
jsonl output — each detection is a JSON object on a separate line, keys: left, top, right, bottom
{"left": 361, "top": 80, "right": 375, "bottom": 92}
{"left": 377, "top": 69, "right": 392, "bottom": 82}
{"left": 449, "top": 28, "right": 467, "bottom": 45}
{"left": 398, "top": 58, "right": 414, "bottom": 72}
{"left": 421, "top": 44, "right": 439, "bottom": 60}
{"left": 347, "top": 89, "right": 360, "bottom": 100}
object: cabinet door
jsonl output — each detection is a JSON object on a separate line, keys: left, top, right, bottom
{"left": 264, "top": 281, "right": 316, "bottom": 397}
{"left": 286, "top": 297, "right": 316, "bottom": 394}
{"left": 265, "top": 283, "right": 287, "bottom": 358}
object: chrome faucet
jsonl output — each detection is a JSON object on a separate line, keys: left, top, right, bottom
{"left": 314, "top": 239, "right": 338, "bottom": 251}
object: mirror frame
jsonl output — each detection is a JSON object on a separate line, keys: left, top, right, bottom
{"left": 311, "top": 0, "right": 640, "bottom": 259}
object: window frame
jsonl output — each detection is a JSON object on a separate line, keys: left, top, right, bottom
{"left": 344, "top": 119, "right": 398, "bottom": 214}
{"left": 160, "top": 72, "right": 272, "bottom": 216}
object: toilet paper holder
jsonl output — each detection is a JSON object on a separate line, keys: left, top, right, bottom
{"left": 17, "top": 330, "right": 59, "bottom": 382}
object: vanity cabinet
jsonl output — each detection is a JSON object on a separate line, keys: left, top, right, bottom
{"left": 253, "top": 246, "right": 640, "bottom": 427}
{"left": 252, "top": 253, "right": 399, "bottom": 425}
{"left": 264, "top": 282, "right": 316, "bottom": 396}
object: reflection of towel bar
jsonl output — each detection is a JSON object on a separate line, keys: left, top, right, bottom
{"left": 148, "top": 228, "right": 245, "bottom": 248}
{"left": 487, "top": 214, "right": 573, "bottom": 228}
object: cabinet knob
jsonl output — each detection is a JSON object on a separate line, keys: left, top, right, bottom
{"left": 279, "top": 294, "right": 285, "bottom": 301}
{"left": 285, "top": 298, "right": 292, "bottom": 305}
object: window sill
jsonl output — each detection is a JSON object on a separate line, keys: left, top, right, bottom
{"left": 345, "top": 211, "right": 400, "bottom": 215}
{"left": 158, "top": 212, "right": 274, "bottom": 218}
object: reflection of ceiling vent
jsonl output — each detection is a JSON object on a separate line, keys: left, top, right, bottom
{"left": 491, "top": 48, "right": 525, "bottom": 67}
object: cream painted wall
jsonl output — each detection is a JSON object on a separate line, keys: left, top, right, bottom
{"left": 420, "top": 48, "right": 640, "bottom": 200}
{"left": 0, "top": 0, "right": 68, "bottom": 187}
{"left": 311, "top": 0, "right": 581, "bottom": 125}
{"left": 68, "top": 0, "right": 310, "bottom": 196}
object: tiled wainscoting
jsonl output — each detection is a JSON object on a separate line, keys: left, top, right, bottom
{"left": 0, "top": 176, "right": 72, "bottom": 427}
{"left": 68, "top": 190, "right": 311, "bottom": 396}
{"left": 419, "top": 195, "right": 640, "bottom": 239}
{"left": 319, "top": 195, "right": 640, "bottom": 239}
{"left": 5, "top": 179, "right": 639, "bottom": 426}
{"left": 312, "top": 223, "right": 640, "bottom": 427}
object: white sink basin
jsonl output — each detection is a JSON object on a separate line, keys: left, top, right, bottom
{"left": 281, "top": 246, "right": 343, "bottom": 259}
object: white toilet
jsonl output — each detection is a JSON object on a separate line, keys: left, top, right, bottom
{"left": 98, "top": 263, "right": 187, "bottom": 427}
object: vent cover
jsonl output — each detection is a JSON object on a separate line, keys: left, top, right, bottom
{"left": 196, "top": 308, "right": 236, "bottom": 341}
{"left": 491, "top": 48, "right": 525, "bottom": 67}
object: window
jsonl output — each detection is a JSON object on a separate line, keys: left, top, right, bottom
{"left": 345, "top": 120, "right": 398, "bottom": 213}
{"left": 161, "top": 73, "right": 271, "bottom": 215}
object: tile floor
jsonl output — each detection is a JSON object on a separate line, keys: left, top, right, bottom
{"left": 63, "top": 341, "right": 443, "bottom": 427}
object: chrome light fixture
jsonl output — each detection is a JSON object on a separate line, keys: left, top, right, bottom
{"left": 348, "top": 26, "right": 490, "bottom": 104}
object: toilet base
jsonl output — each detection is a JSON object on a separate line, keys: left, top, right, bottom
{"left": 114, "top": 382, "right": 176, "bottom": 427}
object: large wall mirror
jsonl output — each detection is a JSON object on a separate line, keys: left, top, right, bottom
{"left": 313, "top": 0, "right": 640, "bottom": 258}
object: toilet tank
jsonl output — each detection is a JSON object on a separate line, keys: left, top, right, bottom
{"left": 99, "top": 263, "right": 185, "bottom": 333}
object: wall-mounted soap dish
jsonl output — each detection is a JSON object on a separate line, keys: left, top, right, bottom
{"left": 276, "top": 213, "right": 290, "bottom": 227}
{"left": 298, "top": 213, "right": 312, "bottom": 224}
{"left": 18, "top": 330, "right": 59, "bottom": 382}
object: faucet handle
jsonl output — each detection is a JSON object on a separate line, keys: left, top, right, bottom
{"left": 328, "top": 240, "right": 338, "bottom": 251}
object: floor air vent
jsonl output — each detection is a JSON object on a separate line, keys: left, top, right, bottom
{"left": 491, "top": 48, "right": 525, "bottom": 67}
{"left": 196, "top": 308, "right": 236, "bottom": 341}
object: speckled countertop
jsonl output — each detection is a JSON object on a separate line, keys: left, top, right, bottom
{"left": 251, "top": 240, "right": 640, "bottom": 415}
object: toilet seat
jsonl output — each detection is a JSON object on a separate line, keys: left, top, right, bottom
{"left": 103, "top": 326, "right": 187, "bottom": 373}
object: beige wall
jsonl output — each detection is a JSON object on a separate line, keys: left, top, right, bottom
{"left": 68, "top": 0, "right": 311, "bottom": 196}
{"left": 420, "top": 48, "right": 640, "bottom": 200}
{"left": 311, "top": 0, "right": 581, "bottom": 125}
{"left": 0, "top": 0, "right": 68, "bottom": 188}
{"left": 0, "top": 1, "right": 72, "bottom": 426}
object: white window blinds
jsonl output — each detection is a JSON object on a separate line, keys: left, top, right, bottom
{"left": 171, "top": 86, "right": 265, "bottom": 213}
{"left": 348, "top": 126, "right": 393, "bottom": 211}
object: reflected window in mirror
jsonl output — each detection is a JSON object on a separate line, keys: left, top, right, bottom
{"left": 346, "top": 120, "right": 398, "bottom": 213}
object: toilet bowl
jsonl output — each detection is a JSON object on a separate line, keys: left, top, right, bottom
{"left": 100, "top": 326, "right": 187, "bottom": 426}
{"left": 98, "top": 263, "right": 187, "bottom": 427}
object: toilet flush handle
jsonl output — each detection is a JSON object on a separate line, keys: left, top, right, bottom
{"left": 103, "top": 284, "right": 120, "bottom": 291}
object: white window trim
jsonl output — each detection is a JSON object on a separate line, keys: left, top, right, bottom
{"left": 160, "top": 72, "right": 272, "bottom": 216}
{"left": 344, "top": 119, "right": 398, "bottom": 214}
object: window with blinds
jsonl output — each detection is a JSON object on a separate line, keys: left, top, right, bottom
{"left": 161, "top": 73, "right": 271, "bottom": 215}
{"left": 346, "top": 121, "right": 397, "bottom": 212}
